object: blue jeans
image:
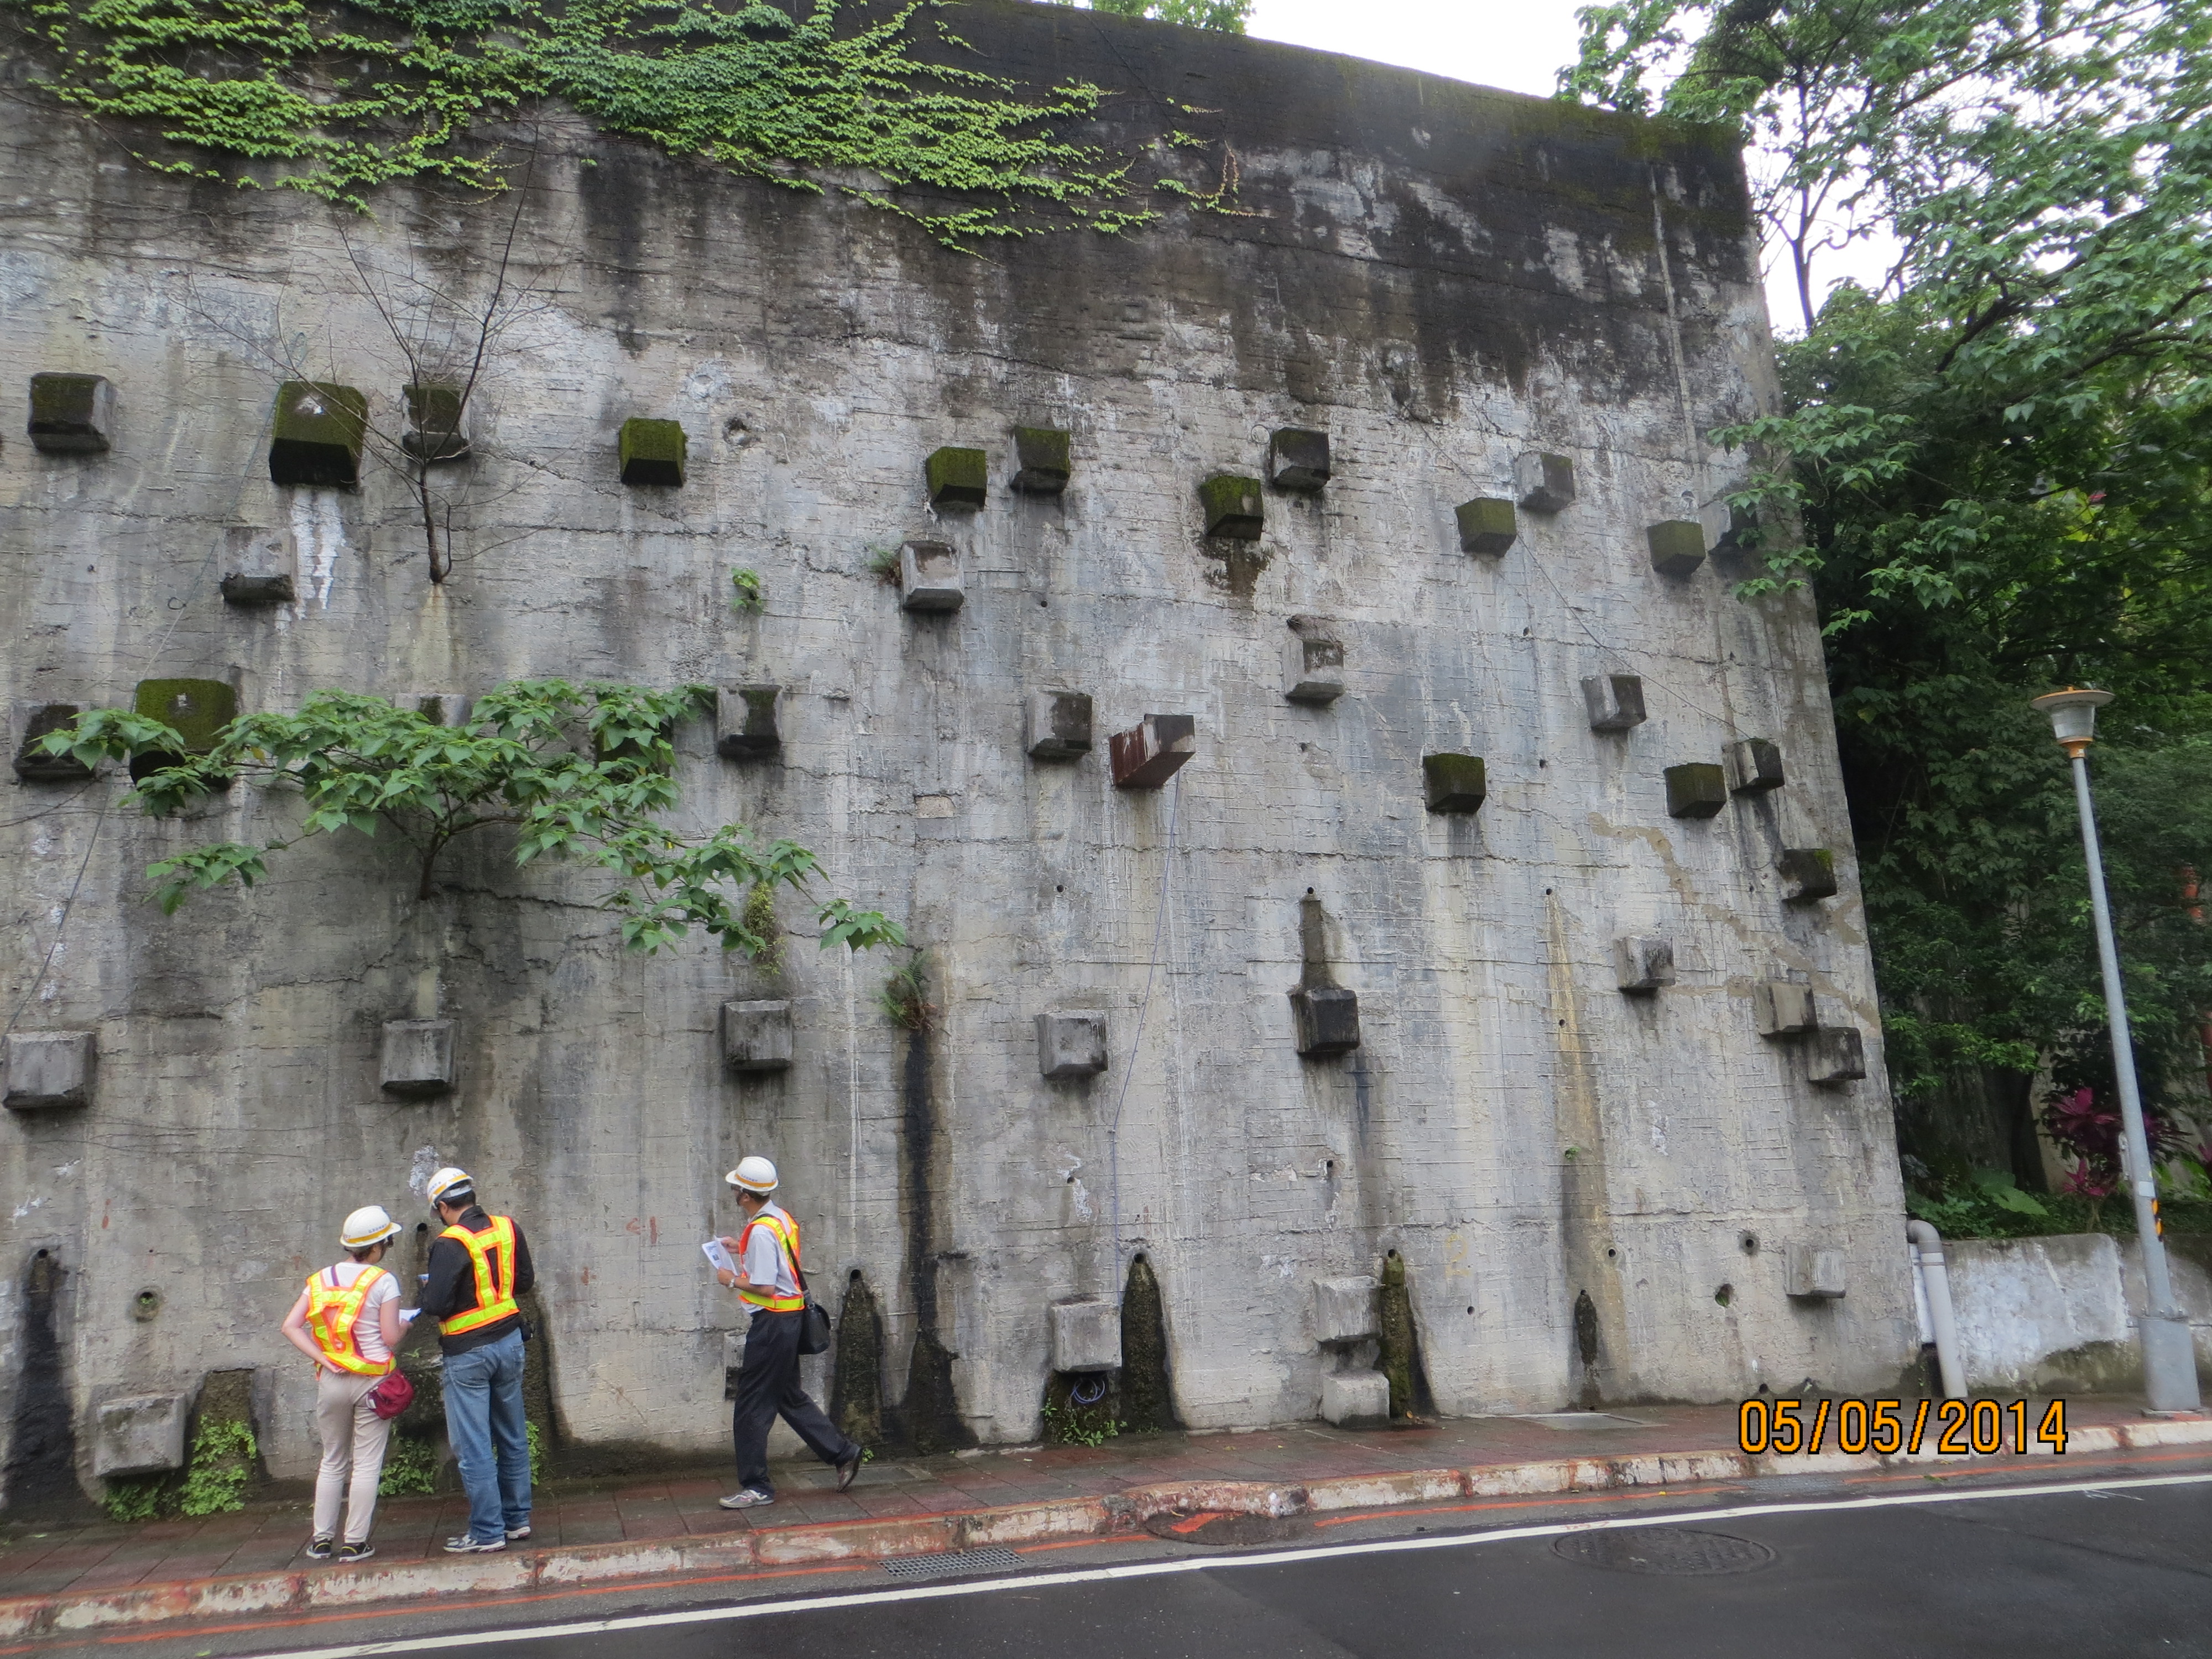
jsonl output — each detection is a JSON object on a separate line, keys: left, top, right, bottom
{"left": 441, "top": 1328, "right": 530, "bottom": 1542}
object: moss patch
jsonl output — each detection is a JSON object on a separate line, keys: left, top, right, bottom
{"left": 1198, "top": 474, "right": 1264, "bottom": 540}
{"left": 1422, "top": 753, "right": 1486, "bottom": 814}
{"left": 268, "top": 382, "right": 366, "bottom": 487}
{"left": 830, "top": 1271, "right": 885, "bottom": 1447}
{"left": 1118, "top": 1254, "right": 1177, "bottom": 1433}
{"left": 1455, "top": 498, "right": 1517, "bottom": 555}
{"left": 619, "top": 419, "right": 687, "bottom": 487}
{"left": 1664, "top": 763, "right": 1728, "bottom": 819}
{"left": 1646, "top": 520, "right": 1708, "bottom": 576}
{"left": 1010, "top": 427, "right": 1071, "bottom": 494}
{"left": 925, "top": 446, "right": 987, "bottom": 508}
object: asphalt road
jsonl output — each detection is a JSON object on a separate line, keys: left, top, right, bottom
{"left": 249, "top": 1472, "right": 2212, "bottom": 1659}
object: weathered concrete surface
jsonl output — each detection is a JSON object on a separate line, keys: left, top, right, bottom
{"left": 0, "top": 1, "right": 1910, "bottom": 1498}
{"left": 1945, "top": 1234, "right": 2212, "bottom": 1392}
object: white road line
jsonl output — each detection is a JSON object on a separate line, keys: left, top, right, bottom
{"left": 266, "top": 1471, "right": 2212, "bottom": 1658}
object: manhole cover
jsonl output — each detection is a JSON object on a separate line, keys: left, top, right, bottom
{"left": 1142, "top": 1509, "right": 1307, "bottom": 1546}
{"left": 1551, "top": 1527, "right": 1775, "bottom": 1575}
{"left": 879, "top": 1546, "right": 1022, "bottom": 1580}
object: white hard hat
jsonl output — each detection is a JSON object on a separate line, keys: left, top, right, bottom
{"left": 341, "top": 1205, "right": 400, "bottom": 1249}
{"left": 426, "top": 1166, "right": 476, "bottom": 1207}
{"left": 726, "top": 1156, "right": 778, "bottom": 1194}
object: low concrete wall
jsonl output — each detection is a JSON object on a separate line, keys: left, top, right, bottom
{"left": 1945, "top": 1233, "right": 2212, "bottom": 1394}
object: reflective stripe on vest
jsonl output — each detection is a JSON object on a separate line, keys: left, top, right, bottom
{"left": 304, "top": 1264, "right": 395, "bottom": 1376}
{"left": 438, "top": 1214, "right": 521, "bottom": 1336}
{"left": 736, "top": 1210, "right": 806, "bottom": 1312}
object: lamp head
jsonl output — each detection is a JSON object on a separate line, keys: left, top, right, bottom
{"left": 2030, "top": 687, "right": 2114, "bottom": 757}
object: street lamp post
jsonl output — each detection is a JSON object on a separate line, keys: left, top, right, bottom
{"left": 2031, "top": 687, "right": 2201, "bottom": 1413}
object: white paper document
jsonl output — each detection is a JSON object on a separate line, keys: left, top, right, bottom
{"left": 702, "top": 1238, "right": 735, "bottom": 1276}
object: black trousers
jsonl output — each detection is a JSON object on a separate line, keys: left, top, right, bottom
{"left": 732, "top": 1308, "right": 854, "bottom": 1494}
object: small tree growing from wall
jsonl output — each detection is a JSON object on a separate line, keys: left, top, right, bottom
{"left": 40, "top": 680, "right": 904, "bottom": 957}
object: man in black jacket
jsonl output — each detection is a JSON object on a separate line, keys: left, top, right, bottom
{"left": 420, "top": 1167, "right": 536, "bottom": 1553}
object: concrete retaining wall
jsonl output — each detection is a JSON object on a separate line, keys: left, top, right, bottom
{"left": 1947, "top": 1234, "right": 2212, "bottom": 1393}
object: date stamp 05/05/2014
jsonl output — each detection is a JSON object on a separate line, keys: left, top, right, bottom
{"left": 1738, "top": 1397, "right": 2070, "bottom": 1457}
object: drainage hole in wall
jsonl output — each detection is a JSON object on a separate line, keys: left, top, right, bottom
{"left": 1714, "top": 1284, "right": 1734, "bottom": 1307}
{"left": 1605, "top": 1247, "right": 1618, "bottom": 1260}
{"left": 1466, "top": 1306, "right": 1475, "bottom": 1316}
{"left": 132, "top": 1288, "right": 162, "bottom": 1322}
{"left": 1739, "top": 1233, "right": 1759, "bottom": 1255}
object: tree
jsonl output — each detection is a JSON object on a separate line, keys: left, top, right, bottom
{"left": 38, "top": 680, "right": 906, "bottom": 959}
{"left": 1047, "top": 0, "right": 1252, "bottom": 32}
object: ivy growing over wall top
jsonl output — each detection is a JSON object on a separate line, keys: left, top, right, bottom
{"left": 8, "top": 0, "right": 1155, "bottom": 242}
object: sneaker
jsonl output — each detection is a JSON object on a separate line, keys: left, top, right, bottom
{"left": 717, "top": 1488, "right": 775, "bottom": 1510}
{"left": 304, "top": 1536, "right": 336, "bottom": 1562}
{"left": 836, "top": 1451, "right": 864, "bottom": 1493}
{"left": 504, "top": 1525, "right": 532, "bottom": 1542}
{"left": 336, "top": 1542, "right": 375, "bottom": 1563}
{"left": 444, "top": 1534, "right": 508, "bottom": 1553}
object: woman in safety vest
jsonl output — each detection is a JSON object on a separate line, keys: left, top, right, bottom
{"left": 280, "top": 1204, "right": 406, "bottom": 1562}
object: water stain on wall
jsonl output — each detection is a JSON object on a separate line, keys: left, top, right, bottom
{"left": 4, "top": 1248, "right": 84, "bottom": 1516}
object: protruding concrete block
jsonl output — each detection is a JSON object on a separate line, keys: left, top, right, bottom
{"left": 131, "top": 678, "right": 236, "bottom": 780}
{"left": 1514, "top": 452, "right": 1575, "bottom": 512}
{"left": 220, "top": 526, "right": 295, "bottom": 606}
{"left": 1582, "top": 675, "right": 1647, "bottom": 732}
{"left": 618, "top": 418, "right": 686, "bottom": 486}
{"left": 401, "top": 692, "right": 473, "bottom": 728}
{"left": 1422, "top": 753, "right": 1486, "bottom": 813}
{"left": 1036, "top": 1011, "right": 1108, "bottom": 1078}
{"left": 1321, "top": 1368, "right": 1390, "bottom": 1426}
{"left": 1725, "top": 737, "right": 1785, "bottom": 795}
{"left": 1665, "top": 763, "right": 1728, "bottom": 819}
{"left": 1753, "top": 981, "right": 1818, "bottom": 1037}
{"left": 94, "top": 1393, "right": 189, "bottom": 1477}
{"left": 899, "top": 541, "right": 964, "bottom": 613}
{"left": 1199, "top": 474, "right": 1264, "bottom": 540}
{"left": 401, "top": 383, "right": 470, "bottom": 461}
{"left": 1025, "top": 691, "right": 1093, "bottom": 760}
{"left": 1290, "top": 984, "right": 1360, "bottom": 1056}
{"left": 1267, "top": 427, "right": 1331, "bottom": 492}
{"left": 380, "top": 1019, "right": 455, "bottom": 1098}
{"left": 1785, "top": 1244, "right": 1848, "bottom": 1298}
{"left": 4, "top": 1031, "right": 96, "bottom": 1110}
{"left": 1455, "top": 497, "right": 1517, "bottom": 555}
{"left": 1779, "top": 847, "right": 1839, "bottom": 903}
{"left": 1646, "top": 520, "right": 1708, "bottom": 576}
{"left": 1312, "top": 1276, "right": 1379, "bottom": 1344}
{"left": 1048, "top": 1298, "right": 1122, "bottom": 1372}
{"left": 716, "top": 686, "right": 781, "bottom": 761}
{"left": 1613, "top": 936, "right": 1674, "bottom": 994}
{"left": 926, "top": 445, "right": 988, "bottom": 508}
{"left": 1804, "top": 1027, "right": 1866, "bottom": 1087}
{"left": 13, "top": 703, "right": 94, "bottom": 782}
{"left": 1704, "top": 501, "right": 1757, "bottom": 555}
{"left": 29, "top": 372, "right": 115, "bottom": 454}
{"left": 722, "top": 1000, "right": 794, "bottom": 1073}
{"left": 1110, "top": 714, "right": 1196, "bottom": 789}
{"left": 1283, "top": 617, "right": 1345, "bottom": 705}
{"left": 1010, "top": 427, "right": 1070, "bottom": 495}
{"left": 269, "top": 382, "right": 367, "bottom": 487}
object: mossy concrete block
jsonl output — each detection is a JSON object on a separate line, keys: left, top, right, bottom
{"left": 1290, "top": 984, "right": 1360, "bottom": 1056}
{"left": 618, "top": 418, "right": 687, "bottom": 486}
{"left": 1422, "top": 753, "right": 1486, "bottom": 813}
{"left": 1267, "top": 427, "right": 1331, "bottom": 492}
{"left": 1646, "top": 519, "right": 1708, "bottom": 576}
{"left": 220, "top": 526, "right": 294, "bottom": 606}
{"left": 1312, "top": 1275, "right": 1379, "bottom": 1344}
{"left": 1283, "top": 617, "right": 1345, "bottom": 704}
{"left": 29, "top": 372, "right": 115, "bottom": 454}
{"left": 1581, "top": 674, "right": 1647, "bottom": 732}
{"left": 1036, "top": 1011, "right": 1107, "bottom": 1078}
{"left": 1804, "top": 1027, "right": 1866, "bottom": 1086}
{"left": 1779, "top": 847, "right": 1838, "bottom": 902}
{"left": 1665, "top": 762, "right": 1727, "bottom": 819}
{"left": 722, "top": 1000, "right": 794, "bottom": 1073}
{"left": 133, "top": 679, "right": 236, "bottom": 753}
{"left": 1613, "top": 936, "right": 1674, "bottom": 994}
{"left": 1048, "top": 1298, "right": 1121, "bottom": 1373}
{"left": 1024, "top": 690, "right": 1093, "bottom": 759}
{"left": 1320, "top": 1368, "right": 1390, "bottom": 1426}
{"left": 402, "top": 384, "right": 470, "bottom": 462}
{"left": 4, "top": 1030, "right": 96, "bottom": 1110}
{"left": 380, "top": 1019, "right": 455, "bottom": 1098}
{"left": 1010, "top": 427, "right": 1070, "bottom": 494}
{"left": 1725, "top": 737, "right": 1785, "bottom": 795}
{"left": 13, "top": 703, "right": 94, "bottom": 782}
{"left": 269, "top": 382, "right": 367, "bottom": 487}
{"left": 1199, "top": 473, "right": 1264, "bottom": 540}
{"left": 1109, "top": 713, "right": 1196, "bottom": 789}
{"left": 1514, "top": 451, "right": 1575, "bottom": 512}
{"left": 94, "top": 1392, "right": 188, "bottom": 1477}
{"left": 1753, "top": 981, "right": 1818, "bottom": 1036}
{"left": 926, "top": 445, "right": 987, "bottom": 508}
{"left": 1455, "top": 497, "right": 1517, "bottom": 555}
{"left": 716, "top": 685, "right": 781, "bottom": 761}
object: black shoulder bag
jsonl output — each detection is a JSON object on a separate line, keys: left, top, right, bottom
{"left": 768, "top": 1223, "right": 834, "bottom": 1355}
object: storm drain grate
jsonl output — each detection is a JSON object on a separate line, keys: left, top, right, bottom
{"left": 879, "top": 1546, "right": 1023, "bottom": 1581}
{"left": 1552, "top": 1527, "right": 1775, "bottom": 1576}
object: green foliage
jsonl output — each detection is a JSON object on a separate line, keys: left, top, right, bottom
{"left": 731, "top": 569, "right": 765, "bottom": 614}
{"left": 1039, "top": 1399, "right": 1119, "bottom": 1447}
{"left": 38, "top": 680, "right": 905, "bottom": 958}
{"left": 864, "top": 544, "right": 903, "bottom": 582}
{"left": 9, "top": 0, "right": 1155, "bottom": 243}
{"left": 527, "top": 1418, "right": 545, "bottom": 1483}
{"left": 378, "top": 1433, "right": 440, "bottom": 1497}
{"left": 101, "top": 1470, "right": 171, "bottom": 1522}
{"left": 1048, "top": 0, "right": 1250, "bottom": 33}
{"left": 877, "top": 953, "right": 935, "bottom": 1030}
{"left": 743, "top": 881, "right": 785, "bottom": 973}
{"left": 178, "top": 1421, "right": 255, "bottom": 1516}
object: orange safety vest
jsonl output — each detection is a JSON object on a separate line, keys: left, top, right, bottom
{"left": 735, "top": 1209, "right": 806, "bottom": 1312}
{"left": 438, "top": 1214, "right": 521, "bottom": 1336}
{"left": 303, "top": 1264, "right": 395, "bottom": 1376}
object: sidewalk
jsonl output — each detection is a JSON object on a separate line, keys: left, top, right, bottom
{"left": 4, "top": 1399, "right": 2208, "bottom": 1642}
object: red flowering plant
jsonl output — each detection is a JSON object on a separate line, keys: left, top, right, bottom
{"left": 2038, "top": 1087, "right": 2185, "bottom": 1223}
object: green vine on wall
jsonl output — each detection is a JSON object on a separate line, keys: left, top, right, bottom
{"left": 8, "top": 0, "right": 1157, "bottom": 243}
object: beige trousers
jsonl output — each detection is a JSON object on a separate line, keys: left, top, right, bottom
{"left": 312, "top": 1368, "right": 395, "bottom": 1545}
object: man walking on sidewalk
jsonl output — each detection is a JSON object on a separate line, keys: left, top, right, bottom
{"left": 421, "top": 1167, "right": 535, "bottom": 1552}
{"left": 716, "top": 1156, "right": 862, "bottom": 1509}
